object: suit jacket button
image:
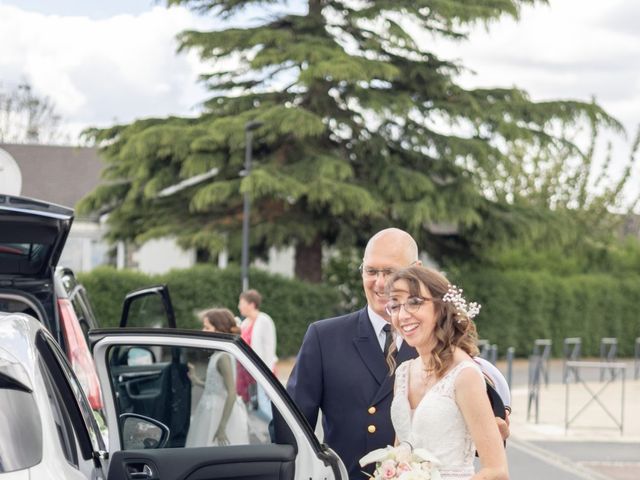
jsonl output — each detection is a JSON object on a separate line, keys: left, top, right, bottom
{"left": 367, "top": 425, "right": 376, "bottom": 433}
{"left": 368, "top": 406, "right": 376, "bottom": 414}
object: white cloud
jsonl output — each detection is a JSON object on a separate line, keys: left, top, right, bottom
{"left": 426, "top": 0, "right": 640, "bottom": 206}
{"left": 0, "top": 0, "right": 637, "bottom": 207}
{"left": 0, "top": 4, "right": 214, "bottom": 137}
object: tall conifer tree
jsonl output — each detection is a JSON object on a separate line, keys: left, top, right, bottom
{"left": 80, "top": 0, "right": 617, "bottom": 281}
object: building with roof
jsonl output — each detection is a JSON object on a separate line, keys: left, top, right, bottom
{"left": 0, "top": 143, "right": 296, "bottom": 276}
{"left": 0, "top": 143, "right": 197, "bottom": 274}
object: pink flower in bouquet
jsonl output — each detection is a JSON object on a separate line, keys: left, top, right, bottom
{"left": 360, "top": 444, "right": 441, "bottom": 480}
{"left": 380, "top": 460, "right": 397, "bottom": 479}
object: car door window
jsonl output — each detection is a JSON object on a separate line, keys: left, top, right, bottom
{"left": 37, "top": 332, "right": 107, "bottom": 454}
{"left": 108, "top": 343, "right": 279, "bottom": 449}
{"left": 0, "top": 372, "right": 43, "bottom": 473}
{"left": 39, "top": 356, "right": 81, "bottom": 467}
{"left": 120, "top": 286, "right": 176, "bottom": 329}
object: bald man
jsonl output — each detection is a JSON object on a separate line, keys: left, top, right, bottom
{"left": 287, "top": 228, "right": 509, "bottom": 479}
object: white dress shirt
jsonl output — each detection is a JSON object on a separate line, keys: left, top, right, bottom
{"left": 367, "top": 306, "right": 402, "bottom": 352}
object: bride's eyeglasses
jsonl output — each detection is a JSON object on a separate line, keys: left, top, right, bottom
{"left": 385, "top": 297, "right": 432, "bottom": 317}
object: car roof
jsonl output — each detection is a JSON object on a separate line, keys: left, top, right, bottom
{"left": 0, "top": 313, "right": 45, "bottom": 390}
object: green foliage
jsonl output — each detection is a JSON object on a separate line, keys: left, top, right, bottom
{"left": 79, "top": 0, "right": 621, "bottom": 281}
{"left": 452, "top": 268, "right": 640, "bottom": 357}
{"left": 80, "top": 264, "right": 640, "bottom": 358}
{"left": 442, "top": 123, "right": 640, "bottom": 271}
{"left": 78, "top": 265, "right": 341, "bottom": 357}
{"left": 325, "top": 247, "right": 367, "bottom": 311}
{"left": 77, "top": 267, "right": 153, "bottom": 327}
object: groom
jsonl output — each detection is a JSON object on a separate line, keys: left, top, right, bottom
{"left": 286, "top": 228, "right": 509, "bottom": 479}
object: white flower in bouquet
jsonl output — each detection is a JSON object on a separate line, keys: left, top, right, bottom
{"left": 360, "top": 443, "right": 441, "bottom": 480}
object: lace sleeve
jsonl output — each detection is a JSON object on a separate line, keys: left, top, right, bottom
{"left": 394, "top": 361, "right": 410, "bottom": 396}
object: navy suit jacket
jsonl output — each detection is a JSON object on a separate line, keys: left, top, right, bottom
{"left": 287, "top": 307, "right": 417, "bottom": 479}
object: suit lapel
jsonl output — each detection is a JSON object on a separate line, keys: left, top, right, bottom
{"left": 397, "top": 341, "right": 418, "bottom": 364}
{"left": 370, "top": 340, "right": 417, "bottom": 405}
{"left": 353, "top": 309, "right": 387, "bottom": 385}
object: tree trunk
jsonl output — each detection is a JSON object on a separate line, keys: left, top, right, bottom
{"left": 294, "top": 236, "right": 322, "bottom": 283}
{"left": 308, "top": 0, "right": 322, "bottom": 18}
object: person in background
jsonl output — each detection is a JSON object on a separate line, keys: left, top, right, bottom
{"left": 185, "top": 308, "right": 249, "bottom": 446}
{"left": 286, "top": 228, "right": 510, "bottom": 479}
{"left": 237, "top": 289, "right": 277, "bottom": 422}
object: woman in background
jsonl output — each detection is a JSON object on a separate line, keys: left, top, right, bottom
{"left": 186, "top": 308, "right": 249, "bottom": 446}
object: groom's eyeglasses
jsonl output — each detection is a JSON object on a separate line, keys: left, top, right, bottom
{"left": 359, "top": 261, "right": 418, "bottom": 279}
{"left": 385, "top": 297, "right": 432, "bottom": 317}
{"left": 359, "top": 264, "right": 395, "bottom": 278}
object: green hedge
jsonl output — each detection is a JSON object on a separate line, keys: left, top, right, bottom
{"left": 78, "top": 265, "right": 342, "bottom": 358}
{"left": 79, "top": 266, "right": 640, "bottom": 358}
{"left": 453, "top": 269, "right": 640, "bottom": 357}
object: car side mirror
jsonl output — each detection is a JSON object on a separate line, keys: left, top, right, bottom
{"left": 120, "top": 413, "right": 170, "bottom": 450}
{"left": 127, "top": 347, "right": 155, "bottom": 366}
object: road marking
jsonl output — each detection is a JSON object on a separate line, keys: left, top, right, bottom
{"left": 509, "top": 436, "right": 613, "bottom": 480}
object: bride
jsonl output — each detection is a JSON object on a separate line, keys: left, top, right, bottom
{"left": 384, "top": 266, "right": 508, "bottom": 480}
{"left": 186, "top": 308, "right": 249, "bottom": 447}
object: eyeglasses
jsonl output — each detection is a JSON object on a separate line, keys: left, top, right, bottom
{"left": 385, "top": 297, "right": 432, "bottom": 317}
{"left": 359, "top": 261, "right": 417, "bottom": 279}
{"left": 359, "top": 264, "right": 396, "bottom": 278}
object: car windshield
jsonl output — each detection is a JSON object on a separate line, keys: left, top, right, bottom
{"left": 0, "top": 373, "right": 43, "bottom": 473}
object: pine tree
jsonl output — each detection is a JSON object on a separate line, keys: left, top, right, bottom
{"left": 80, "top": 0, "right": 618, "bottom": 281}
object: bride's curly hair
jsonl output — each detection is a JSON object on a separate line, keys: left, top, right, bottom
{"left": 385, "top": 266, "right": 479, "bottom": 377}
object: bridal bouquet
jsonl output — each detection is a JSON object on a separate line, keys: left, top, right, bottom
{"left": 359, "top": 443, "right": 441, "bottom": 480}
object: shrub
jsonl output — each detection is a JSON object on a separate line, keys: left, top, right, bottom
{"left": 455, "top": 269, "right": 640, "bottom": 357}
{"left": 80, "top": 265, "right": 640, "bottom": 358}
{"left": 79, "top": 265, "right": 342, "bottom": 357}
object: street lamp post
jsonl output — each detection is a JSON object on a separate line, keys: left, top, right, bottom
{"left": 241, "top": 120, "right": 263, "bottom": 292}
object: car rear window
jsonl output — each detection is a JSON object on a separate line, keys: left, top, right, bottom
{"left": 0, "top": 241, "right": 53, "bottom": 275}
{"left": 0, "top": 375, "right": 43, "bottom": 472}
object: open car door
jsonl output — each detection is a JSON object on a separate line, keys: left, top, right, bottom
{"left": 111, "top": 285, "right": 187, "bottom": 446}
{"left": 90, "top": 325, "right": 347, "bottom": 480}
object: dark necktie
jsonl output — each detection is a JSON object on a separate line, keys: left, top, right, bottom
{"left": 382, "top": 324, "right": 393, "bottom": 357}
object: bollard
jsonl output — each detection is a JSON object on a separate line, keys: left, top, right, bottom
{"left": 599, "top": 337, "right": 618, "bottom": 381}
{"left": 527, "top": 354, "right": 542, "bottom": 423}
{"left": 489, "top": 344, "right": 498, "bottom": 365}
{"left": 477, "top": 339, "right": 490, "bottom": 360}
{"left": 562, "top": 337, "right": 581, "bottom": 383}
{"left": 506, "top": 347, "right": 515, "bottom": 390}
{"left": 635, "top": 338, "right": 640, "bottom": 381}
{"left": 532, "top": 339, "right": 552, "bottom": 387}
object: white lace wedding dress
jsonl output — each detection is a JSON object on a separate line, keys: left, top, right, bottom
{"left": 185, "top": 352, "right": 249, "bottom": 447}
{"left": 391, "top": 359, "right": 482, "bottom": 479}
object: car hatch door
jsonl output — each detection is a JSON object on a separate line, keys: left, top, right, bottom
{"left": 89, "top": 329, "right": 347, "bottom": 480}
{"left": 0, "top": 195, "right": 73, "bottom": 278}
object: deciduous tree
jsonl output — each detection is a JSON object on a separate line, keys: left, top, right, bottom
{"left": 0, "top": 81, "right": 63, "bottom": 144}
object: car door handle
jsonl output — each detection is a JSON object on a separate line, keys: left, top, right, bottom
{"left": 129, "top": 474, "right": 152, "bottom": 480}
{"left": 125, "top": 462, "right": 157, "bottom": 480}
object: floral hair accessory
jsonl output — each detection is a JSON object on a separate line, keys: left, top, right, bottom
{"left": 442, "top": 285, "right": 481, "bottom": 321}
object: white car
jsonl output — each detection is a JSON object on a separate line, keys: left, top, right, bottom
{"left": 0, "top": 289, "right": 348, "bottom": 480}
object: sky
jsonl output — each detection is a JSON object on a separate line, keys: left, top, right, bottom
{"left": 0, "top": 0, "right": 638, "bottom": 204}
